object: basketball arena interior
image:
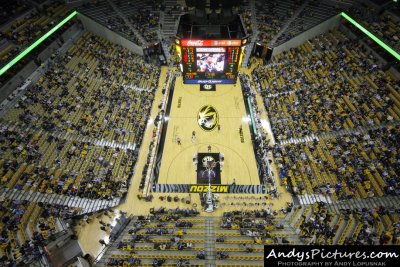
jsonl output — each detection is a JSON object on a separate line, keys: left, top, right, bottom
{"left": 0, "top": 0, "right": 400, "bottom": 266}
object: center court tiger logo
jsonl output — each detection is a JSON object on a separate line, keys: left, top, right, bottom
{"left": 197, "top": 105, "right": 219, "bottom": 131}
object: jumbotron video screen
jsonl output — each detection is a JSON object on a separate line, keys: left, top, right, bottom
{"left": 178, "top": 39, "right": 243, "bottom": 84}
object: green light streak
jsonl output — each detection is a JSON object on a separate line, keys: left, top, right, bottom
{"left": 2, "top": 10, "right": 398, "bottom": 77}
{"left": 0, "top": 11, "right": 78, "bottom": 76}
{"left": 341, "top": 12, "right": 400, "bottom": 61}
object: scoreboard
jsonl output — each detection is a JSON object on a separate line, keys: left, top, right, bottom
{"left": 177, "top": 39, "right": 244, "bottom": 84}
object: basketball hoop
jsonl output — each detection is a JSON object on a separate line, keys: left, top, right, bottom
{"left": 202, "top": 160, "right": 217, "bottom": 180}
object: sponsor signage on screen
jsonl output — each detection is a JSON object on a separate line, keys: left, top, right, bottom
{"left": 185, "top": 79, "right": 236, "bottom": 84}
{"left": 181, "top": 39, "right": 242, "bottom": 47}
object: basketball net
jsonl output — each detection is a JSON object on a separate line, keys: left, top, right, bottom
{"left": 203, "top": 160, "right": 216, "bottom": 180}
{"left": 206, "top": 160, "right": 216, "bottom": 170}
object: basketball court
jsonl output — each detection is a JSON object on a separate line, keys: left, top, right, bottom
{"left": 78, "top": 67, "right": 292, "bottom": 258}
{"left": 153, "top": 76, "right": 261, "bottom": 192}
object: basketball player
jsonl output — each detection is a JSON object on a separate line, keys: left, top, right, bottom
{"left": 208, "top": 145, "right": 211, "bottom": 152}
{"left": 177, "top": 137, "right": 181, "bottom": 145}
{"left": 191, "top": 131, "right": 196, "bottom": 143}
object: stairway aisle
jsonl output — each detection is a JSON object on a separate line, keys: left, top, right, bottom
{"left": 269, "top": 0, "right": 311, "bottom": 46}
{"left": 0, "top": 187, "right": 120, "bottom": 215}
{"left": 161, "top": 0, "right": 187, "bottom": 65}
{"left": 278, "top": 120, "right": 400, "bottom": 146}
{"left": 162, "top": 0, "right": 181, "bottom": 40}
{"left": 241, "top": 0, "right": 258, "bottom": 68}
{"left": 205, "top": 216, "right": 216, "bottom": 266}
{"left": 106, "top": 0, "right": 146, "bottom": 45}
{"left": 95, "top": 217, "right": 134, "bottom": 265}
{"left": 328, "top": 195, "right": 400, "bottom": 212}
{"left": 0, "top": 121, "right": 136, "bottom": 151}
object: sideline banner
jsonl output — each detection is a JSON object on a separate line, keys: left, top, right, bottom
{"left": 152, "top": 184, "right": 267, "bottom": 194}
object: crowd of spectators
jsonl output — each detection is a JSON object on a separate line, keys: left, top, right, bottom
{"left": 349, "top": 1, "right": 400, "bottom": 53}
{"left": 128, "top": 10, "right": 160, "bottom": 44}
{"left": 274, "top": 125, "right": 400, "bottom": 200}
{"left": 0, "top": 126, "right": 136, "bottom": 199}
{"left": 266, "top": 0, "right": 400, "bottom": 51}
{"left": 298, "top": 202, "right": 400, "bottom": 245}
{"left": 0, "top": 0, "right": 30, "bottom": 25}
{"left": 0, "top": 1, "right": 76, "bottom": 89}
{"left": 138, "top": 71, "right": 172, "bottom": 191}
{"left": 220, "top": 207, "right": 293, "bottom": 246}
{"left": 275, "top": 0, "right": 343, "bottom": 45}
{"left": 3, "top": 1, "right": 71, "bottom": 46}
{"left": 1, "top": 2, "right": 400, "bottom": 266}
{"left": 0, "top": 199, "right": 80, "bottom": 265}
{"left": 239, "top": 73, "right": 275, "bottom": 190}
{"left": 78, "top": 0, "right": 162, "bottom": 45}
{"left": 105, "top": 208, "right": 202, "bottom": 266}
{"left": 115, "top": 0, "right": 162, "bottom": 44}
{"left": 0, "top": 44, "right": 20, "bottom": 66}
{"left": 77, "top": 0, "right": 140, "bottom": 45}
{"left": 1, "top": 32, "right": 160, "bottom": 200}
{"left": 255, "top": 0, "right": 304, "bottom": 44}
{"left": 249, "top": 26, "right": 400, "bottom": 240}
{"left": 105, "top": 16, "right": 139, "bottom": 43}
{"left": 104, "top": 206, "right": 289, "bottom": 265}
{"left": 253, "top": 29, "right": 400, "bottom": 141}
{"left": 239, "top": 8, "right": 253, "bottom": 35}
{"left": 4, "top": 33, "right": 159, "bottom": 142}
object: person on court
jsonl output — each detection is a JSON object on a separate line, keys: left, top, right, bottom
{"left": 191, "top": 131, "right": 196, "bottom": 143}
{"left": 177, "top": 137, "right": 181, "bottom": 145}
{"left": 208, "top": 145, "right": 211, "bottom": 152}
{"left": 217, "top": 124, "right": 221, "bottom": 132}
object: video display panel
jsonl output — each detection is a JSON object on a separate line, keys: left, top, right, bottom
{"left": 196, "top": 48, "right": 225, "bottom": 72}
{"left": 180, "top": 39, "right": 242, "bottom": 84}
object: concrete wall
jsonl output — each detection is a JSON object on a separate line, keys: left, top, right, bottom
{"left": 272, "top": 14, "right": 342, "bottom": 56}
{"left": 77, "top": 13, "right": 143, "bottom": 55}
{"left": 62, "top": 22, "right": 82, "bottom": 41}
{"left": 38, "top": 23, "right": 81, "bottom": 61}
{"left": 38, "top": 40, "right": 60, "bottom": 62}
{"left": 0, "top": 61, "right": 37, "bottom": 102}
{"left": 389, "top": 67, "right": 400, "bottom": 81}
